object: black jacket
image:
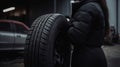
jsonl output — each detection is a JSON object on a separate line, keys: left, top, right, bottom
{"left": 68, "top": 1, "right": 105, "bottom": 47}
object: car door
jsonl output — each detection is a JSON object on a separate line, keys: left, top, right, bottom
{"left": 0, "top": 22, "right": 14, "bottom": 51}
{"left": 13, "top": 23, "right": 28, "bottom": 50}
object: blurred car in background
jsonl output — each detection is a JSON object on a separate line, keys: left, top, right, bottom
{"left": 0, "top": 19, "right": 29, "bottom": 53}
{"left": 104, "top": 26, "right": 119, "bottom": 45}
{"left": 110, "top": 26, "right": 119, "bottom": 43}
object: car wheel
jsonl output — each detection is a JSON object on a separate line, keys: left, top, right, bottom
{"left": 24, "top": 14, "right": 71, "bottom": 67}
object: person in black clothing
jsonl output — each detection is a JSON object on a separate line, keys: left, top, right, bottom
{"left": 67, "top": 0, "right": 109, "bottom": 67}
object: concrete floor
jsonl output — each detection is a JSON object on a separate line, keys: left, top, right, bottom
{"left": 102, "top": 44, "right": 120, "bottom": 67}
{"left": 0, "top": 52, "right": 24, "bottom": 67}
{"left": 0, "top": 59, "right": 24, "bottom": 67}
{"left": 0, "top": 44, "right": 120, "bottom": 67}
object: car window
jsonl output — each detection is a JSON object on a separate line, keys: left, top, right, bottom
{"left": 0, "top": 22, "right": 11, "bottom": 32}
{"left": 15, "top": 24, "right": 27, "bottom": 34}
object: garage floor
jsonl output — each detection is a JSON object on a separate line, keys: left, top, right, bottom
{"left": 102, "top": 44, "right": 120, "bottom": 67}
{"left": 0, "top": 44, "right": 120, "bottom": 67}
{"left": 0, "top": 53, "right": 24, "bottom": 67}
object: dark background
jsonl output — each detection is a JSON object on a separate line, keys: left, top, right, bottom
{"left": 0, "top": 0, "right": 54, "bottom": 27}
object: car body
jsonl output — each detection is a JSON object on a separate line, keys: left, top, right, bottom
{"left": 0, "top": 19, "right": 29, "bottom": 52}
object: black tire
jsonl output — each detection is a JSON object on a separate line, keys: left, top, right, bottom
{"left": 24, "top": 14, "right": 71, "bottom": 67}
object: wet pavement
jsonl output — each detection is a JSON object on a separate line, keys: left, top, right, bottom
{"left": 0, "top": 44, "right": 120, "bottom": 67}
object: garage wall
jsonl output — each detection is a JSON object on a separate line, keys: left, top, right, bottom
{"left": 28, "top": 0, "right": 54, "bottom": 26}
{"left": 118, "top": 0, "right": 120, "bottom": 34}
{"left": 55, "top": 0, "right": 72, "bottom": 17}
{"left": 28, "top": 0, "right": 72, "bottom": 26}
{"left": 106, "top": 0, "right": 117, "bottom": 27}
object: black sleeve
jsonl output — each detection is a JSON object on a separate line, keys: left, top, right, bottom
{"left": 68, "top": 3, "right": 100, "bottom": 45}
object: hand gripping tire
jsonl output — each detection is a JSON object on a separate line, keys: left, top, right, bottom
{"left": 24, "top": 14, "right": 71, "bottom": 67}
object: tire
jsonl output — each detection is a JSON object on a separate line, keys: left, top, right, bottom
{"left": 24, "top": 14, "right": 71, "bottom": 67}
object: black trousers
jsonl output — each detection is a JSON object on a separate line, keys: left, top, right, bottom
{"left": 71, "top": 46, "right": 107, "bottom": 67}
